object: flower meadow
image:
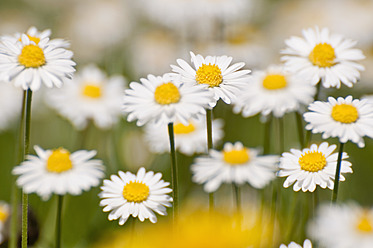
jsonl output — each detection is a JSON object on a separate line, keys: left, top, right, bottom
{"left": 2, "top": 0, "right": 373, "bottom": 247}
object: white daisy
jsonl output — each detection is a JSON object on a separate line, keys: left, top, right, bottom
{"left": 12, "top": 145, "right": 105, "bottom": 200}
{"left": 280, "top": 239, "right": 313, "bottom": 248}
{"left": 171, "top": 51, "right": 251, "bottom": 107}
{"left": 1, "top": 26, "right": 70, "bottom": 48}
{"left": 309, "top": 203, "right": 373, "bottom": 248}
{"left": 0, "top": 34, "right": 75, "bottom": 91}
{"left": 303, "top": 95, "right": 373, "bottom": 148}
{"left": 281, "top": 26, "right": 365, "bottom": 88}
{"left": 278, "top": 142, "right": 352, "bottom": 192}
{"left": 191, "top": 142, "right": 279, "bottom": 192}
{"left": 144, "top": 117, "right": 224, "bottom": 155}
{"left": 99, "top": 167, "right": 173, "bottom": 225}
{"left": 122, "top": 73, "right": 212, "bottom": 126}
{"left": 0, "top": 82, "right": 23, "bottom": 131}
{"left": 0, "top": 201, "right": 10, "bottom": 244}
{"left": 46, "top": 64, "right": 126, "bottom": 130}
{"left": 233, "top": 65, "right": 316, "bottom": 118}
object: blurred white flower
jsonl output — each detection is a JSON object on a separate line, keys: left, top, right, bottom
{"left": 191, "top": 142, "right": 278, "bottom": 192}
{"left": 309, "top": 203, "right": 373, "bottom": 248}
{"left": 280, "top": 239, "right": 313, "bottom": 248}
{"left": 0, "top": 201, "right": 10, "bottom": 244}
{"left": 233, "top": 65, "right": 316, "bottom": 118}
{"left": 46, "top": 64, "right": 126, "bottom": 130}
{"left": 0, "top": 82, "right": 22, "bottom": 131}
{"left": 144, "top": 117, "right": 224, "bottom": 155}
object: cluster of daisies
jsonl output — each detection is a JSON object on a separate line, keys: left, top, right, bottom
{"left": 1, "top": 24, "right": 373, "bottom": 248}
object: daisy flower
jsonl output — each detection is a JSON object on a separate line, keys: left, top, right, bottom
{"left": 171, "top": 52, "right": 251, "bottom": 107}
{"left": 281, "top": 26, "right": 365, "bottom": 88}
{"left": 303, "top": 95, "right": 373, "bottom": 148}
{"left": 0, "top": 82, "right": 22, "bottom": 131}
{"left": 278, "top": 142, "right": 352, "bottom": 192}
{"left": 233, "top": 65, "right": 316, "bottom": 118}
{"left": 144, "top": 117, "right": 224, "bottom": 155}
{"left": 0, "top": 201, "right": 10, "bottom": 244}
{"left": 280, "top": 239, "right": 313, "bottom": 248}
{"left": 1, "top": 26, "right": 70, "bottom": 48}
{"left": 12, "top": 145, "right": 105, "bottom": 200}
{"left": 0, "top": 34, "right": 75, "bottom": 91}
{"left": 191, "top": 142, "right": 279, "bottom": 192}
{"left": 46, "top": 64, "right": 126, "bottom": 130}
{"left": 309, "top": 203, "right": 373, "bottom": 248}
{"left": 122, "top": 73, "right": 212, "bottom": 126}
{"left": 99, "top": 167, "right": 172, "bottom": 225}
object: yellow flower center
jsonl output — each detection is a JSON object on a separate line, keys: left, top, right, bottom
{"left": 18, "top": 44, "right": 46, "bottom": 68}
{"left": 357, "top": 212, "right": 373, "bottom": 233}
{"left": 299, "top": 151, "right": 327, "bottom": 172}
{"left": 223, "top": 148, "right": 250, "bottom": 165}
{"left": 122, "top": 181, "right": 150, "bottom": 203}
{"left": 195, "top": 63, "right": 223, "bottom": 87}
{"left": 262, "top": 74, "right": 287, "bottom": 90}
{"left": 173, "top": 122, "right": 196, "bottom": 134}
{"left": 309, "top": 43, "right": 336, "bottom": 67}
{"left": 0, "top": 206, "right": 9, "bottom": 222}
{"left": 19, "top": 35, "right": 40, "bottom": 44}
{"left": 82, "top": 84, "right": 102, "bottom": 98}
{"left": 46, "top": 148, "right": 73, "bottom": 173}
{"left": 154, "top": 82, "right": 181, "bottom": 105}
{"left": 331, "top": 104, "right": 359, "bottom": 124}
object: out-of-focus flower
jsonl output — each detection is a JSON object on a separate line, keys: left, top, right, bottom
{"left": 0, "top": 82, "right": 23, "bottom": 131}
{"left": 99, "top": 167, "right": 172, "bottom": 225}
{"left": 93, "top": 208, "right": 273, "bottom": 248}
{"left": 171, "top": 52, "right": 251, "bottom": 107}
{"left": 144, "top": 117, "right": 224, "bottom": 155}
{"left": 46, "top": 64, "right": 126, "bottom": 130}
{"left": 309, "top": 203, "right": 373, "bottom": 248}
{"left": 1, "top": 26, "right": 70, "bottom": 48}
{"left": 13, "top": 145, "right": 105, "bottom": 200}
{"left": 304, "top": 96, "right": 373, "bottom": 148}
{"left": 233, "top": 65, "right": 316, "bottom": 118}
{"left": 0, "top": 34, "right": 75, "bottom": 91}
{"left": 122, "top": 73, "right": 212, "bottom": 126}
{"left": 281, "top": 26, "right": 365, "bottom": 89}
{"left": 191, "top": 142, "right": 278, "bottom": 192}
{"left": 278, "top": 142, "right": 352, "bottom": 192}
{"left": 0, "top": 201, "right": 10, "bottom": 244}
{"left": 280, "top": 239, "right": 313, "bottom": 248}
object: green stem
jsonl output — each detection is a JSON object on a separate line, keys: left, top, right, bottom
{"left": 56, "top": 195, "right": 64, "bottom": 248}
{"left": 295, "top": 112, "right": 305, "bottom": 149}
{"left": 167, "top": 123, "right": 178, "bottom": 221}
{"left": 206, "top": 109, "right": 215, "bottom": 211}
{"left": 263, "top": 115, "right": 272, "bottom": 155}
{"left": 9, "top": 91, "right": 27, "bottom": 248}
{"left": 278, "top": 117, "right": 284, "bottom": 154}
{"left": 22, "top": 89, "right": 33, "bottom": 248}
{"left": 232, "top": 184, "right": 241, "bottom": 214}
{"left": 332, "top": 142, "right": 345, "bottom": 203}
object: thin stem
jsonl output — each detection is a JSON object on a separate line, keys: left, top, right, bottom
{"left": 22, "top": 89, "right": 33, "bottom": 248}
{"left": 263, "top": 115, "right": 272, "bottom": 155}
{"left": 168, "top": 123, "right": 178, "bottom": 221}
{"left": 206, "top": 108, "right": 215, "bottom": 211}
{"left": 56, "top": 195, "right": 64, "bottom": 248}
{"left": 232, "top": 184, "right": 241, "bottom": 214}
{"left": 295, "top": 112, "right": 305, "bottom": 148}
{"left": 278, "top": 117, "right": 285, "bottom": 154}
{"left": 9, "top": 90, "right": 27, "bottom": 248}
{"left": 332, "top": 142, "right": 345, "bottom": 203}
